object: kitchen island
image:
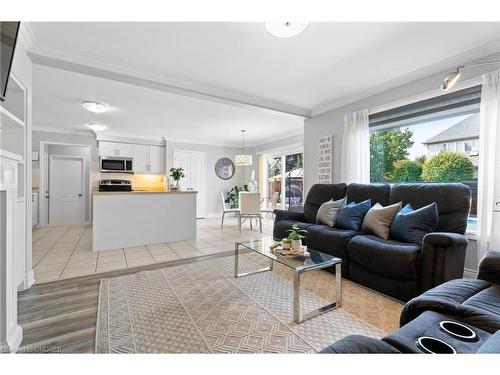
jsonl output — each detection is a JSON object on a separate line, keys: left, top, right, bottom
{"left": 92, "top": 190, "right": 197, "bottom": 252}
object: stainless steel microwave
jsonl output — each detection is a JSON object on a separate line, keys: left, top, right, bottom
{"left": 100, "top": 157, "right": 133, "bottom": 173}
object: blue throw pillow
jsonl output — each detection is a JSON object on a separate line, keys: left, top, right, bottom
{"left": 335, "top": 199, "right": 372, "bottom": 231}
{"left": 390, "top": 203, "right": 438, "bottom": 245}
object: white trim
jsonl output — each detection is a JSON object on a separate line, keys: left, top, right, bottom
{"left": 256, "top": 142, "right": 303, "bottom": 157}
{"left": 28, "top": 45, "right": 310, "bottom": 119}
{"left": 311, "top": 40, "right": 500, "bottom": 117}
{"left": 49, "top": 154, "right": 86, "bottom": 225}
{"left": 33, "top": 125, "right": 95, "bottom": 137}
{"left": 368, "top": 76, "right": 483, "bottom": 116}
{"left": 18, "top": 23, "right": 37, "bottom": 51}
{"left": 0, "top": 150, "right": 23, "bottom": 162}
{"left": 39, "top": 141, "right": 93, "bottom": 226}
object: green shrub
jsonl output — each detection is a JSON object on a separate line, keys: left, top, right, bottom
{"left": 421, "top": 152, "right": 474, "bottom": 182}
{"left": 391, "top": 159, "right": 423, "bottom": 182}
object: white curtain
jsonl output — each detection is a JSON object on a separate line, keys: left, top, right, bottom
{"left": 477, "top": 69, "right": 500, "bottom": 260}
{"left": 341, "top": 109, "right": 370, "bottom": 184}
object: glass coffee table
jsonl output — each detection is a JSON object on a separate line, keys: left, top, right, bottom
{"left": 234, "top": 237, "right": 342, "bottom": 324}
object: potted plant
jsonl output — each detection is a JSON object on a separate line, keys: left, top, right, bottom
{"left": 169, "top": 167, "right": 185, "bottom": 191}
{"left": 282, "top": 238, "right": 291, "bottom": 250}
{"left": 225, "top": 185, "right": 249, "bottom": 208}
{"left": 286, "top": 224, "right": 308, "bottom": 251}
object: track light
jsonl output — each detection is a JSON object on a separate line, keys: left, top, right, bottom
{"left": 441, "top": 68, "right": 461, "bottom": 91}
{"left": 440, "top": 61, "right": 500, "bottom": 91}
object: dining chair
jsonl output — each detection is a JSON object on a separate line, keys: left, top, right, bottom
{"left": 220, "top": 191, "right": 239, "bottom": 229}
{"left": 261, "top": 191, "right": 280, "bottom": 217}
{"left": 239, "top": 192, "right": 262, "bottom": 233}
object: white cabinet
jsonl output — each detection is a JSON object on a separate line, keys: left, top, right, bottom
{"left": 99, "top": 141, "right": 133, "bottom": 158}
{"left": 133, "top": 144, "right": 165, "bottom": 174}
{"left": 149, "top": 145, "right": 165, "bottom": 174}
{"left": 32, "top": 192, "right": 39, "bottom": 227}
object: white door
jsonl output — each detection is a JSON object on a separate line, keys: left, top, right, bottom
{"left": 149, "top": 145, "right": 165, "bottom": 174}
{"left": 133, "top": 144, "right": 149, "bottom": 173}
{"left": 173, "top": 150, "right": 207, "bottom": 218}
{"left": 49, "top": 156, "right": 84, "bottom": 224}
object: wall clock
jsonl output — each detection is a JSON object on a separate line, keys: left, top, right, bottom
{"left": 215, "top": 157, "right": 235, "bottom": 180}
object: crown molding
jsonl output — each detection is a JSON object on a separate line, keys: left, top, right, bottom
{"left": 27, "top": 44, "right": 310, "bottom": 119}
{"left": 310, "top": 40, "right": 500, "bottom": 117}
{"left": 33, "top": 125, "right": 95, "bottom": 137}
{"left": 18, "top": 22, "right": 37, "bottom": 51}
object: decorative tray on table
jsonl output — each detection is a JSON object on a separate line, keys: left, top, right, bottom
{"left": 269, "top": 243, "right": 310, "bottom": 258}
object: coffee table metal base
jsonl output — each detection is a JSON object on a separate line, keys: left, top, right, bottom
{"left": 234, "top": 242, "right": 342, "bottom": 324}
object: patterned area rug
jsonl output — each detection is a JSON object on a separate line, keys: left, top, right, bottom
{"left": 96, "top": 253, "right": 384, "bottom": 353}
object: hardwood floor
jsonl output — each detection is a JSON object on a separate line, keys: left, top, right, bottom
{"left": 17, "top": 251, "right": 233, "bottom": 353}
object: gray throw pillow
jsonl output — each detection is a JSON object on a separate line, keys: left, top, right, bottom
{"left": 361, "top": 201, "right": 402, "bottom": 239}
{"left": 316, "top": 197, "right": 346, "bottom": 227}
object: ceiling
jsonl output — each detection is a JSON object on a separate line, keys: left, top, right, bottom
{"left": 32, "top": 64, "right": 303, "bottom": 147}
{"left": 27, "top": 22, "right": 500, "bottom": 146}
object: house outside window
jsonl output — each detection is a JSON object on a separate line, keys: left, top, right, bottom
{"left": 369, "top": 86, "right": 481, "bottom": 233}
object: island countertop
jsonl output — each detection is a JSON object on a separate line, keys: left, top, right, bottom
{"left": 92, "top": 189, "right": 197, "bottom": 251}
{"left": 92, "top": 190, "right": 197, "bottom": 195}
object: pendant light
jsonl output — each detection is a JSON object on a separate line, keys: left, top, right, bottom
{"left": 235, "top": 129, "right": 252, "bottom": 166}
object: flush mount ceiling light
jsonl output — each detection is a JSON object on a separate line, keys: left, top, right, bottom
{"left": 265, "top": 22, "right": 309, "bottom": 38}
{"left": 235, "top": 129, "right": 252, "bottom": 166}
{"left": 87, "top": 122, "right": 108, "bottom": 132}
{"left": 80, "top": 100, "right": 110, "bottom": 113}
{"left": 440, "top": 60, "right": 500, "bottom": 91}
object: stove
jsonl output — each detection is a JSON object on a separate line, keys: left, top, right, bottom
{"left": 99, "top": 179, "right": 132, "bottom": 192}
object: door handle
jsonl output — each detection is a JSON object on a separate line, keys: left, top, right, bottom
{"left": 78, "top": 193, "right": 83, "bottom": 197}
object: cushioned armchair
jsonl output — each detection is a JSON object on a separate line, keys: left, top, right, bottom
{"left": 319, "top": 251, "right": 500, "bottom": 354}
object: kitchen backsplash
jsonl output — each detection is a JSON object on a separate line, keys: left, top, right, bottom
{"left": 99, "top": 173, "right": 166, "bottom": 190}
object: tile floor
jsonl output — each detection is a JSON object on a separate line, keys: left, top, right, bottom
{"left": 32, "top": 216, "right": 274, "bottom": 284}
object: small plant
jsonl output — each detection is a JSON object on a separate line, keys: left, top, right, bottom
{"left": 225, "top": 185, "right": 249, "bottom": 208}
{"left": 286, "top": 224, "right": 308, "bottom": 241}
{"left": 169, "top": 167, "right": 185, "bottom": 182}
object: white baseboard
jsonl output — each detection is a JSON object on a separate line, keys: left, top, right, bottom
{"left": 7, "top": 325, "right": 23, "bottom": 353}
{"left": 24, "top": 269, "right": 35, "bottom": 290}
{"left": 463, "top": 268, "right": 478, "bottom": 279}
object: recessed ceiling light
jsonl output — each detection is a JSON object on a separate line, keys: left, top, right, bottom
{"left": 87, "top": 122, "right": 108, "bottom": 132}
{"left": 265, "top": 22, "right": 309, "bottom": 38}
{"left": 81, "top": 100, "right": 110, "bottom": 113}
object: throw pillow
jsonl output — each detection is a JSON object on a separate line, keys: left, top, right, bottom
{"left": 390, "top": 203, "right": 439, "bottom": 245}
{"left": 335, "top": 199, "right": 372, "bottom": 231}
{"left": 316, "top": 197, "right": 347, "bottom": 227}
{"left": 361, "top": 201, "right": 402, "bottom": 239}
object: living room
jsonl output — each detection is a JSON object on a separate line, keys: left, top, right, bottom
{"left": 1, "top": 0, "right": 500, "bottom": 373}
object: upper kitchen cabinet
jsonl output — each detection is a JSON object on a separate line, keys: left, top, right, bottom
{"left": 98, "top": 141, "right": 133, "bottom": 158}
{"left": 133, "top": 144, "right": 165, "bottom": 174}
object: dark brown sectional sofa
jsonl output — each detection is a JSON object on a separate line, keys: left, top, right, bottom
{"left": 273, "top": 183, "right": 471, "bottom": 301}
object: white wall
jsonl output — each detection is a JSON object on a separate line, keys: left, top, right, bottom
{"left": 166, "top": 140, "right": 250, "bottom": 216}
{"left": 303, "top": 53, "right": 500, "bottom": 273}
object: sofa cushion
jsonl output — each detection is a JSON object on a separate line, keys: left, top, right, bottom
{"left": 388, "top": 183, "right": 470, "bottom": 234}
{"left": 348, "top": 235, "right": 421, "bottom": 279}
{"left": 273, "top": 220, "right": 315, "bottom": 242}
{"left": 303, "top": 184, "right": 347, "bottom": 223}
{"left": 390, "top": 203, "right": 438, "bottom": 245}
{"left": 316, "top": 197, "right": 346, "bottom": 227}
{"left": 306, "top": 225, "right": 359, "bottom": 259}
{"left": 362, "top": 201, "right": 402, "bottom": 239}
{"left": 319, "top": 335, "right": 400, "bottom": 354}
{"left": 336, "top": 199, "right": 371, "bottom": 231}
{"left": 346, "top": 183, "right": 391, "bottom": 206}
{"left": 401, "top": 278, "right": 500, "bottom": 333}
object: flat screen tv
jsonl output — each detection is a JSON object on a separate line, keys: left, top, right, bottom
{"left": 0, "top": 22, "right": 20, "bottom": 102}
